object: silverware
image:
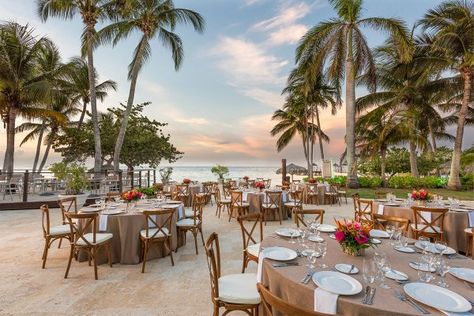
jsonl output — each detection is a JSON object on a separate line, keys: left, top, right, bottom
{"left": 300, "top": 269, "right": 313, "bottom": 283}
{"left": 349, "top": 264, "right": 355, "bottom": 273}
{"left": 394, "top": 289, "right": 430, "bottom": 314}
{"left": 304, "top": 270, "right": 315, "bottom": 284}
{"left": 362, "top": 286, "right": 370, "bottom": 304}
{"left": 367, "top": 287, "right": 376, "bottom": 305}
{"left": 272, "top": 262, "right": 299, "bottom": 268}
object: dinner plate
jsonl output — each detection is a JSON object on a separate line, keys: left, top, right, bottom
{"left": 404, "top": 283, "right": 472, "bottom": 313}
{"left": 369, "top": 229, "right": 390, "bottom": 238}
{"left": 376, "top": 199, "right": 387, "bottom": 202}
{"left": 80, "top": 207, "right": 103, "bottom": 213}
{"left": 301, "top": 249, "right": 321, "bottom": 257}
{"left": 449, "top": 268, "right": 474, "bottom": 284}
{"left": 308, "top": 235, "right": 324, "bottom": 242}
{"left": 385, "top": 269, "right": 408, "bottom": 281}
{"left": 335, "top": 263, "right": 359, "bottom": 274}
{"left": 166, "top": 200, "right": 182, "bottom": 204}
{"left": 394, "top": 246, "right": 415, "bottom": 253}
{"left": 312, "top": 271, "right": 362, "bottom": 295}
{"left": 408, "top": 261, "right": 436, "bottom": 272}
{"left": 262, "top": 247, "right": 297, "bottom": 261}
{"left": 450, "top": 208, "right": 472, "bottom": 213}
{"left": 371, "top": 238, "right": 382, "bottom": 244}
{"left": 317, "top": 224, "right": 337, "bottom": 233}
{"left": 414, "top": 241, "right": 457, "bottom": 255}
{"left": 275, "top": 228, "right": 301, "bottom": 238}
{"left": 102, "top": 210, "right": 125, "bottom": 215}
{"left": 161, "top": 204, "right": 179, "bottom": 208}
{"left": 384, "top": 203, "right": 401, "bottom": 207}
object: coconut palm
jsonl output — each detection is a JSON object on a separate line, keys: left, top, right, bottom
{"left": 296, "top": 0, "right": 411, "bottom": 187}
{"left": 0, "top": 22, "right": 63, "bottom": 175}
{"left": 95, "top": 0, "right": 205, "bottom": 171}
{"left": 37, "top": 0, "right": 119, "bottom": 175}
{"left": 419, "top": 0, "right": 474, "bottom": 189}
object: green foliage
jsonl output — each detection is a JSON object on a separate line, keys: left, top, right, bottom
{"left": 138, "top": 187, "right": 156, "bottom": 198}
{"left": 211, "top": 165, "right": 229, "bottom": 180}
{"left": 159, "top": 167, "right": 173, "bottom": 184}
{"left": 358, "top": 176, "right": 382, "bottom": 188}
{"left": 328, "top": 176, "right": 346, "bottom": 186}
{"left": 461, "top": 173, "right": 474, "bottom": 190}
{"left": 461, "top": 147, "right": 474, "bottom": 171}
{"left": 49, "top": 162, "right": 88, "bottom": 194}
{"left": 388, "top": 175, "right": 447, "bottom": 189}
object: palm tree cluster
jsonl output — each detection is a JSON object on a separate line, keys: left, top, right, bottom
{"left": 0, "top": 0, "right": 204, "bottom": 177}
{"left": 272, "top": 0, "right": 473, "bottom": 190}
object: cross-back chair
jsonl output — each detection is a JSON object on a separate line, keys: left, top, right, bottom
{"left": 294, "top": 209, "right": 325, "bottom": 228}
{"left": 176, "top": 194, "right": 205, "bottom": 254}
{"left": 237, "top": 213, "right": 263, "bottom": 273}
{"left": 261, "top": 191, "right": 282, "bottom": 225}
{"left": 215, "top": 188, "right": 231, "bottom": 219}
{"left": 202, "top": 182, "right": 215, "bottom": 206}
{"left": 204, "top": 232, "right": 260, "bottom": 316}
{"left": 64, "top": 212, "right": 113, "bottom": 280}
{"left": 324, "top": 185, "right": 340, "bottom": 206}
{"left": 411, "top": 206, "right": 449, "bottom": 242}
{"left": 335, "top": 184, "right": 348, "bottom": 204}
{"left": 353, "top": 196, "right": 374, "bottom": 226}
{"left": 105, "top": 191, "right": 122, "bottom": 202}
{"left": 284, "top": 190, "right": 303, "bottom": 218}
{"left": 175, "top": 184, "right": 190, "bottom": 205}
{"left": 305, "top": 184, "right": 319, "bottom": 205}
{"left": 140, "top": 209, "right": 175, "bottom": 273}
{"left": 263, "top": 179, "right": 271, "bottom": 189}
{"left": 57, "top": 196, "right": 78, "bottom": 224}
{"left": 229, "top": 191, "right": 249, "bottom": 222}
{"left": 373, "top": 214, "right": 409, "bottom": 233}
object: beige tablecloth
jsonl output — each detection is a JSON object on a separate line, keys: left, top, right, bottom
{"left": 246, "top": 191, "right": 289, "bottom": 221}
{"left": 373, "top": 202, "right": 470, "bottom": 252}
{"left": 261, "top": 234, "right": 474, "bottom": 316}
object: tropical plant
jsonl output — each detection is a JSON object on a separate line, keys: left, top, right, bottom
{"left": 95, "top": 0, "right": 205, "bottom": 171}
{"left": 159, "top": 167, "right": 173, "bottom": 184}
{"left": 211, "top": 164, "right": 229, "bottom": 180}
{"left": 419, "top": 0, "right": 474, "bottom": 190}
{"left": 49, "top": 161, "right": 88, "bottom": 194}
{"left": 295, "top": 0, "right": 411, "bottom": 187}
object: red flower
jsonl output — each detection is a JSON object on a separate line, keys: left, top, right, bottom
{"left": 355, "top": 233, "right": 369, "bottom": 245}
{"left": 255, "top": 181, "right": 265, "bottom": 189}
{"left": 335, "top": 230, "right": 345, "bottom": 242}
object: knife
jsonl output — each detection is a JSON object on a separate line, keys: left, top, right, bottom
{"left": 362, "top": 286, "right": 370, "bottom": 304}
{"left": 272, "top": 262, "right": 299, "bottom": 267}
{"left": 367, "top": 287, "right": 376, "bottom": 305}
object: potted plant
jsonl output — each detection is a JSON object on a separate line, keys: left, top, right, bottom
{"left": 51, "top": 162, "right": 89, "bottom": 207}
{"left": 159, "top": 167, "right": 173, "bottom": 185}
{"left": 211, "top": 164, "right": 229, "bottom": 183}
{"left": 183, "top": 178, "right": 191, "bottom": 184}
{"left": 334, "top": 219, "right": 375, "bottom": 256}
{"left": 138, "top": 187, "right": 156, "bottom": 199}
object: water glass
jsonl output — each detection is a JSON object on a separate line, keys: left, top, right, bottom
{"left": 362, "top": 258, "right": 377, "bottom": 286}
{"left": 436, "top": 258, "right": 450, "bottom": 288}
{"left": 397, "top": 234, "right": 408, "bottom": 248}
{"left": 418, "top": 236, "right": 431, "bottom": 253}
{"left": 434, "top": 240, "right": 448, "bottom": 256}
{"left": 289, "top": 229, "right": 297, "bottom": 244}
{"left": 317, "top": 240, "right": 328, "bottom": 269}
{"left": 374, "top": 250, "right": 391, "bottom": 289}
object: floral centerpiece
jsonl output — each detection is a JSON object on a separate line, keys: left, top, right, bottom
{"left": 255, "top": 181, "right": 265, "bottom": 191}
{"left": 411, "top": 189, "right": 432, "bottom": 201}
{"left": 183, "top": 178, "right": 191, "bottom": 184}
{"left": 334, "top": 219, "right": 374, "bottom": 256}
{"left": 122, "top": 189, "right": 143, "bottom": 202}
{"left": 308, "top": 178, "right": 317, "bottom": 184}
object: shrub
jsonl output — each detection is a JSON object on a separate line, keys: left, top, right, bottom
{"left": 461, "top": 173, "right": 474, "bottom": 190}
{"left": 388, "top": 175, "right": 447, "bottom": 189}
{"left": 328, "top": 176, "right": 346, "bottom": 186}
{"left": 358, "top": 176, "right": 382, "bottom": 188}
{"left": 138, "top": 187, "right": 156, "bottom": 198}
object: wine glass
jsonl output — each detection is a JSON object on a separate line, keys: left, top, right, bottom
{"left": 305, "top": 244, "right": 318, "bottom": 270}
{"left": 418, "top": 236, "right": 431, "bottom": 253}
{"left": 289, "top": 228, "right": 297, "bottom": 244}
{"left": 297, "top": 228, "right": 307, "bottom": 252}
{"left": 374, "top": 250, "right": 391, "bottom": 289}
{"left": 317, "top": 240, "right": 328, "bottom": 268}
{"left": 436, "top": 258, "right": 450, "bottom": 288}
{"left": 434, "top": 240, "right": 448, "bottom": 256}
{"left": 362, "top": 258, "right": 377, "bottom": 287}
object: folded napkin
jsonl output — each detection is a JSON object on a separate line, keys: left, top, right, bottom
{"left": 314, "top": 287, "right": 338, "bottom": 315}
{"left": 377, "top": 204, "right": 385, "bottom": 215}
{"left": 99, "top": 214, "right": 108, "bottom": 231}
{"left": 256, "top": 252, "right": 266, "bottom": 283}
{"left": 148, "top": 215, "right": 157, "bottom": 228}
{"left": 420, "top": 211, "right": 432, "bottom": 222}
{"left": 468, "top": 210, "right": 474, "bottom": 228}
{"left": 440, "top": 311, "right": 474, "bottom": 316}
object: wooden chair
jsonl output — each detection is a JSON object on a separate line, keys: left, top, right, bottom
{"left": 105, "top": 191, "right": 121, "bottom": 202}
{"left": 175, "top": 184, "right": 190, "bottom": 205}
{"left": 215, "top": 188, "right": 231, "bottom": 219}
{"left": 263, "top": 179, "right": 271, "bottom": 188}
{"left": 284, "top": 190, "right": 303, "bottom": 218}
{"left": 324, "top": 185, "right": 340, "bottom": 206}
{"left": 176, "top": 194, "right": 205, "bottom": 254}
{"left": 335, "top": 184, "right": 348, "bottom": 204}
{"left": 354, "top": 198, "right": 374, "bottom": 226}
{"left": 237, "top": 213, "right": 263, "bottom": 273}
{"left": 257, "top": 283, "right": 334, "bottom": 316}
{"left": 64, "top": 212, "right": 113, "bottom": 280}
{"left": 40, "top": 205, "right": 74, "bottom": 269}
{"left": 185, "top": 193, "right": 205, "bottom": 218}
{"left": 57, "top": 196, "right": 78, "bottom": 223}
{"left": 411, "top": 206, "right": 449, "bottom": 242}
{"left": 140, "top": 209, "right": 175, "bottom": 273}
{"left": 202, "top": 182, "right": 214, "bottom": 206}
{"left": 464, "top": 211, "right": 474, "bottom": 257}
{"left": 229, "top": 191, "right": 250, "bottom": 222}
{"left": 204, "top": 232, "right": 260, "bottom": 316}
{"left": 373, "top": 214, "right": 409, "bottom": 233}
{"left": 261, "top": 191, "right": 282, "bottom": 225}
{"left": 294, "top": 209, "right": 325, "bottom": 228}
{"left": 223, "top": 183, "right": 232, "bottom": 199}
{"left": 305, "top": 184, "right": 319, "bottom": 205}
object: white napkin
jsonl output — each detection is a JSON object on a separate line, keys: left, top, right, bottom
{"left": 148, "top": 215, "right": 157, "bottom": 228}
{"left": 440, "top": 311, "right": 474, "bottom": 316}
{"left": 99, "top": 214, "right": 108, "bottom": 231}
{"left": 468, "top": 211, "right": 474, "bottom": 228}
{"left": 243, "top": 191, "right": 249, "bottom": 202}
{"left": 420, "top": 211, "right": 432, "bottom": 222}
{"left": 256, "top": 252, "right": 266, "bottom": 283}
{"left": 314, "top": 287, "right": 338, "bottom": 314}
{"left": 377, "top": 204, "right": 385, "bottom": 215}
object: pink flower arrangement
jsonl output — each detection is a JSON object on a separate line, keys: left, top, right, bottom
{"left": 255, "top": 181, "right": 265, "bottom": 189}
{"left": 122, "top": 189, "right": 143, "bottom": 202}
{"left": 411, "top": 189, "right": 432, "bottom": 201}
{"left": 334, "top": 218, "right": 374, "bottom": 256}
{"left": 183, "top": 178, "right": 191, "bottom": 184}
{"left": 308, "top": 178, "right": 317, "bottom": 184}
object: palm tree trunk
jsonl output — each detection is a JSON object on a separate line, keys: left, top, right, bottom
{"left": 409, "top": 140, "right": 419, "bottom": 177}
{"left": 381, "top": 147, "right": 387, "bottom": 187}
{"left": 86, "top": 26, "right": 102, "bottom": 177}
{"left": 345, "top": 40, "right": 358, "bottom": 188}
{"left": 310, "top": 105, "right": 315, "bottom": 179}
{"left": 2, "top": 107, "right": 16, "bottom": 177}
{"left": 78, "top": 100, "right": 88, "bottom": 128}
{"left": 448, "top": 71, "right": 472, "bottom": 190}
{"left": 302, "top": 137, "right": 309, "bottom": 174}
{"left": 38, "top": 132, "right": 54, "bottom": 173}
{"left": 428, "top": 121, "right": 440, "bottom": 176}
{"left": 113, "top": 37, "right": 147, "bottom": 172}
{"left": 32, "top": 121, "right": 45, "bottom": 173}
{"left": 315, "top": 105, "right": 325, "bottom": 161}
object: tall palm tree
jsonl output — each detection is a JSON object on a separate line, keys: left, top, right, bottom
{"left": 0, "top": 22, "right": 62, "bottom": 175}
{"left": 37, "top": 0, "right": 119, "bottom": 175}
{"left": 296, "top": 0, "right": 411, "bottom": 187}
{"left": 419, "top": 0, "right": 474, "bottom": 190}
{"left": 95, "top": 0, "right": 205, "bottom": 171}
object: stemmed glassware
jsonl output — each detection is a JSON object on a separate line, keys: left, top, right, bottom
{"left": 317, "top": 240, "right": 328, "bottom": 268}
{"left": 289, "top": 228, "right": 298, "bottom": 244}
{"left": 374, "top": 250, "right": 391, "bottom": 289}
{"left": 418, "top": 236, "right": 431, "bottom": 253}
{"left": 362, "top": 258, "right": 377, "bottom": 287}
{"left": 436, "top": 257, "right": 450, "bottom": 288}
{"left": 305, "top": 243, "right": 319, "bottom": 271}
{"left": 434, "top": 240, "right": 448, "bottom": 256}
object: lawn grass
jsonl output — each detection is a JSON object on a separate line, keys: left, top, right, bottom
{"left": 346, "top": 188, "right": 474, "bottom": 200}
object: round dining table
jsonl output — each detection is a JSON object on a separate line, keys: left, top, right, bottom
{"left": 260, "top": 230, "right": 474, "bottom": 315}
{"left": 78, "top": 200, "right": 185, "bottom": 265}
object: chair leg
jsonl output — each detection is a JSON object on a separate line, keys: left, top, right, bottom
{"left": 199, "top": 227, "right": 205, "bottom": 247}
{"left": 142, "top": 241, "right": 149, "bottom": 273}
{"left": 64, "top": 245, "right": 74, "bottom": 279}
{"left": 278, "top": 209, "right": 282, "bottom": 225}
{"left": 192, "top": 230, "right": 199, "bottom": 255}
{"left": 228, "top": 208, "right": 233, "bottom": 222}
{"left": 241, "top": 252, "right": 247, "bottom": 273}
{"left": 92, "top": 247, "right": 98, "bottom": 280}
{"left": 58, "top": 238, "right": 62, "bottom": 249}
{"left": 107, "top": 243, "right": 112, "bottom": 267}
{"left": 167, "top": 238, "right": 175, "bottom": 266}
{"left": 42, "top": 238, "right": 50, "bottom": 269}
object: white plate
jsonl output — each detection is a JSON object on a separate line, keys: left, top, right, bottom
{"left": 312, "top": 271, "right": 362, "bottom": 295}
{"left": 335, "top": 263, "right": 359, "bottom": 274}
{"left": 161, "top": 204, "right": 179, "bottom": 209}
{"left": 166, "top": 200, "right": 182, "bottom": 204}
{"left": 385, "top": 269, "right": 408, "bottom": 281}
{"left": 450, "top": 208, "right": 472, "bottom": 213}
{"left": 102, "top": 210, "right": 125, "bottom": 215}
{"left": 275, "top": 228, "right": 301, "bottom": 238}
{"left": 394, "top": 246, "right": 415, "bottom": 253}
{"left": 317, "top": 224, "right": 337, "bottom": 233}
{"left": 414, "top": 241, "right": 456, "bottom": 255}
{"left": 80, "top": 207, "right": 103, "bottom": 213}
{"left": 369, "top": 229, "right": 390, "bottom": 238}
{"left": 262, "top": 247, "right": 297, "bottom": 261}
{"left": 372, "top": 238, "right": 382, "bottom": 244}
{"left": 404, "top": 283, "right": 472, "bottom": 313}
{"left": 301, "top": 249, "right": 321, "bottom": 257}
{"left": 449, "top": 268, "right": 474, "bottom": 284}
{"left": 408, "top": 261, "right": 436, "bottom": 272}
{"left": 328, "top": 234, "right": 336, "bottom": 240}
{"left": 308, "top": 235, "right": 324, "bottom": 242}
{"left": 384, "top": 203, "right": 401, "bottom": 207}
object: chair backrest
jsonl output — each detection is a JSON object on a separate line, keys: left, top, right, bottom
{"left": 329, "top": 185, "right": 338, "bottom": 193}
{"left": 222, "top": 184, "right": 231, "bottom": 198}
{"left": 176, "top": 184, "right": 189, "bottom": 196}
{"left": 231, "top": 191, "right": 244, "bottom": 206}
{"left": 411, "top": 206, "right": 449, "bottom": 234}
{"left": 106, "top": 191, "right": 121, "bottom": 202}
{"left": 57, "top": 196, "right": 77, "bottom": 224}
{"left": 203, "top": 182, "right": 213, "bottom": 195}
{"left": 373, "top": 214, "right": 410, "bottom": 232}
{"left": 289, "top": 190, "right": 304, "bottom": 206}
{"left": 257, "top": 283, "right": 330, "bottom": 316}
{"left": 41, "top": 204, "right": 52, "bottom": 237}
{"left": 191, "top": 194, "right": 206, "bottom": 225}
{"left": 263, "top": 179, "right": 271, "bottom": 188}
{"left": 306, "top": 184, "right": 318, "bottom": 195}
{"left": 265, "top": 191, "right": 282, "bottom": 208}
{"left": 352, "top": 193, "right": 360, "bottom": 212}
{"left": 294, "top": 209, "right": 325, "bottom": 228}
{"left": 237, "top": 213, "right": 263, "bottom": 251}
{"left": 229, "top": 180, "right": 237, "bottom": 188}
{"left": 204, "top": 232, "right": 221, "bottom": 304}
{"left": 355, "top": 198, "right": 374, "bottom": 226}
{"left": 143, "top": 209, "right": 175, "bottom": 238}
{"left": 64, "top": 212, "right": 98, "bottom": 246}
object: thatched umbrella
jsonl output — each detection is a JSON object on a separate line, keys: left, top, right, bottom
{"left": 276, "top": 163, "right": 307, "bottom": 180}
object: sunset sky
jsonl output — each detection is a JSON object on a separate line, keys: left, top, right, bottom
{"left": 1, "top": 0, "right": 470, "bottom": 169}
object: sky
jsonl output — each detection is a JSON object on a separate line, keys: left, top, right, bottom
{"left": 1, "top": 0, "right": 470, "bottom": 169}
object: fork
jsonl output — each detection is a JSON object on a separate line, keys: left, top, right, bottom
{"left": 394, "top": 289, "right": 430, "bottom": 314}
{"left": 300, "top": 269, "right": 313, "bottom": 284}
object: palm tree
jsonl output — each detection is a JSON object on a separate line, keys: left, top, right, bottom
{"left": 296, "top": 0, "right": 411, "bottom": 187}
{"left": 37, "top": 0, "right": 119, "bottom": 175}
{"left": 63, "top": 57, "right": 116, "bottom": 128}
{"left": 95, "top": 0, "right": 205, "bottom": 171}
{"left": 0, "top": 22, "right": 62, "bottom": 175}
{"left": 419, "top": 0, "right": 474, "bottom": 190}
